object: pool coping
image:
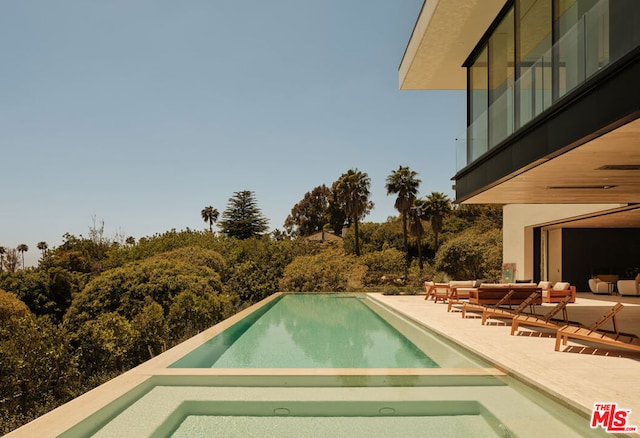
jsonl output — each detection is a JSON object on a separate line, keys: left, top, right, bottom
{"left": 371, "top": 293, "right": 640, "bottom": 436}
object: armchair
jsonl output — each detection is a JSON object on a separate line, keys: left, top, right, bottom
{"left": 448, "top": 280, "right": 476, "bottom": 299}
{"left": 588, "top": 278, "right": 610, "bottom": 294}
{"left": 541, "top": 281, "right": 576, "bottom": 303}
{"left": 617, "top": 276, "right": 640, "bottom": 296}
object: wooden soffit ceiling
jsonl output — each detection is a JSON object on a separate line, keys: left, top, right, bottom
{"left": 463, "top": 118, "right": 640, "bottom": 204}
{"left": 540, "top": 206, "right": 640, "bottom": 230}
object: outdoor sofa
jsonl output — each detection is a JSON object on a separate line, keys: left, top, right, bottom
{"left": 468, "top": 284, "right": 542, "bottom": 306}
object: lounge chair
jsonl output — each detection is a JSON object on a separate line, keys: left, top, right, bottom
{"left": 461, "top": 289, "right": 515, "bottom": 319}
{"left": 510, "top": 295, "right": 572, "bottom": 335}
{"left": 555, "top": 303, "right": 640, "bottom": 353}
{"left": 448, "top": 280, "right": 476, "bottom": 299}
{"left": 445, "top": 280, "right": 478, "bottom": 311}
{"left": 423, "top": 281, "right": 435, "bottom": 300}
{"left": 481, "top": 292, "right": 540, "bottom": 325}
{"left": 541, "top": 281, "right": 576, "bottom": 303}
{"left": 447, "top": 297, "right": 466, "bottom": 312}
{"left": 431, "top": 283, "right": 451, "bottom": 304}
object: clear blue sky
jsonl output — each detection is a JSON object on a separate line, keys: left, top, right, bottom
{"left": 0, "top": 0, "right": 465, "bottom": 267}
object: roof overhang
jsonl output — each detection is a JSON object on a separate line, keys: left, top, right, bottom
{"left": 459, "top": 117, "right": 640, "bottom": 204}
{"left": 539, "top": 205, "right": 640, "bottom": 230}
{"left": 399, "top": 0, "right": 507, "bottom": 90}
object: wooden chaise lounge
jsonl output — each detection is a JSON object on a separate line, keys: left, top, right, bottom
{"left": 511, "top": 295, "right": 572, "bottom": 335}
{"left": 555, "top": 303, "right": 640, "bottom": 353}
{"left": 481, "top": 292, "right": 540, "bottom": 325}
{"left": 461, "top": 290, "right": 515, "bottom": 319}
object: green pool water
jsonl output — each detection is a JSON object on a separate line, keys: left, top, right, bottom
{"left": 171, "top": 294, "right": 439, "bottom": 368}
{"left": 86, "top": 385, "right": 608, "bottom": 438}
{"left": 172, "top": 415, "right": 497, "bottom": 438}
{"left": 169, "top": 401, "right": 500, "bottom": 438}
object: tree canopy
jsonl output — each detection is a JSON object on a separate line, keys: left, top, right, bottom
{"left": 424, "top": 192, "right": 452, "bottom": 250}
{"left": 386, "top": 165, "right": 421, "bottom": 265}
{"left": 333, "top": 169, "right": 373, "bottom": 256}
{"left": 218, "top": 190, "right": 269, "bottom": 239}
{"left": 200, "top": 206, "right": 219, "bottom": 233}
{"left": 284, "top": 185, "right": 333, "bottom": 237}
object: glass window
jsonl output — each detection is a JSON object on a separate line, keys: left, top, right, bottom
{"left": 557, "top": 0, "right": 608, "bottom": 97}
{"left": 469, "top": 45, "right": 488, "bottom": 162}
{"left": 517, "top": 0, "right": 552, "bottom": 127}
{"left": 489, "top": 7, "right": 515, "bottom": 147}
{"left": 465, "top": 0, "right": 622, "bottom": 166}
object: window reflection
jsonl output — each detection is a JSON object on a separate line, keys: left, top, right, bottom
{"left": 464, "top": 0, "right": 617, "bottom": 170}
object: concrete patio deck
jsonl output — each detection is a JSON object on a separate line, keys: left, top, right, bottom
{"left": 372, "top": 292, "right": 640, "bottom": 434}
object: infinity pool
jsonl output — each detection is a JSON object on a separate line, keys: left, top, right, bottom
{"left": 171, "top": 294, "right": 439, "bottom": 368}
{"left": 37, "top": 293, "right": 610, "bottom": 437}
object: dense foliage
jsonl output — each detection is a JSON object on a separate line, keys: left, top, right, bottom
{"left": 284, "top": 185, "right": 334, "bottom": 237}
{"left": 333, "top": 168, "right": 374, "bottom": 256}
{"left": 385, "top": 165, "right": 420, "bottom": 262}
{"left": 279, "top": 247, "right": 366, "bottom": 292}
{"left": 0, "top": 203, "right": 502, "bottom": 434}
{"left": 434, "top": 227, "right": 503, "bottom": 281}
{"left": 218, "top": 190, "right": 269, "bottom": 239}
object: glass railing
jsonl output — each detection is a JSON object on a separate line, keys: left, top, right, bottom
{"left": 455, "top": 134, "right": 468, "bottom": 173}
{"left": 517, "top": 49, "right": 553, "bottom": 128}
{"left": 461, "top": 0, "right": 615, "bottom": 171}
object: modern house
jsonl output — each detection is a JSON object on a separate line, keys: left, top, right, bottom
{"left": 400, "top": 0, "right": 640, "bottom": 291}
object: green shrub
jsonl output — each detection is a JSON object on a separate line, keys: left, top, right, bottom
{"left": 0, "top": 290, "right": 31, "bottom": 321}
{"left": 0, "top": 314, "right": 80, "bottom": 433}
{"left": 153, "top": 246, "right": 227, "bottom": 277}
{"left": 225, "top": 259, "right": 279, "bottom": 303}
{"left": 279, "top": 247, "right": 365, "bottom": 292}
{"left": 75, "top": 312, "right": 137, "bottom": 374}
{"left": 65, "top": 256, "right": 224, "bottom": 329}
{"left": 434, "top": 228, "right": 502, "bottom": 281}
{"left": 360, "top": 248, "right": 406, "bottom": 285}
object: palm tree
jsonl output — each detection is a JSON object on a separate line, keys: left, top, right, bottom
{"left": 386, "top": 166, "right": 421, "bottom": 262}
{"left": 424, "top": 192, "right": 452, "bottom": 250}
{"left": 0, "top": 246, "right": 5, "bottom": 272}
{"left": 333, "top": 168, "right": 373, "bottom": 256}
{"left": 16, "top": 244, "right": 29, "bottom": 269}
{"left": 408, "top": 199, "right": 427, "bottom": 270}
{"left": 201, "top": 206, "right": 219, "bottom": 233}
{"left": 37, "top": 241, "right": 48, "bottom": 259}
